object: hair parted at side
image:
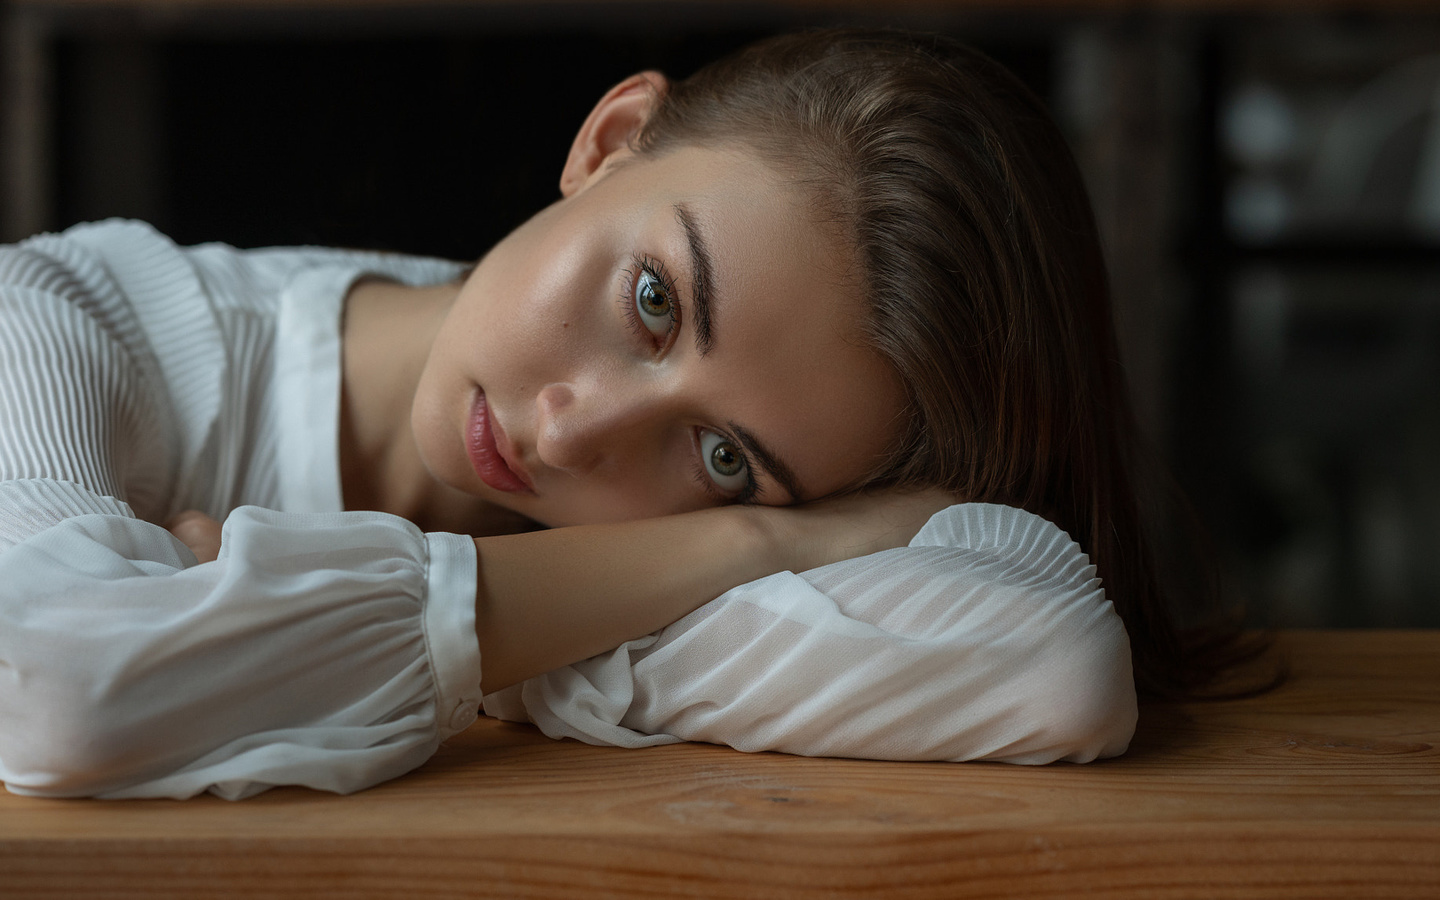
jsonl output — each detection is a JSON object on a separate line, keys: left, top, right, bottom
{"left": 635, "top": 27, "right": 1268, "bottom": 699}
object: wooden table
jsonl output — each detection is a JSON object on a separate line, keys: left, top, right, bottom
{"left": 0, "top": 630, "right": 1436, "bottom": 898}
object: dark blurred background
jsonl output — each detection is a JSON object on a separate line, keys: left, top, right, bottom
{"left": 3, "top": 0, "right": 1437, "bottom": 628}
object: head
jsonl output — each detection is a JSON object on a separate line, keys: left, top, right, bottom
{"left": 412, "top": 69, "right": 907, "bottom": 528}
{"left": 417, "top": 28, "right": 1193, "bottom": 693}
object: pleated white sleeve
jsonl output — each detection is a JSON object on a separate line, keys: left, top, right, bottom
{"left": 484, "top": 502, "right": 1138, "bottom": 764}
{"left": 0, "top": 495, "right": 481, "bottom": 800}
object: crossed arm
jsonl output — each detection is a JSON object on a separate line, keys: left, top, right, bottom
{"left": 169, "top": 490, "right": 954, "bottom": 692}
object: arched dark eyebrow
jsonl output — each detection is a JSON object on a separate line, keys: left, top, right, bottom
{"left": 675, "top": 204, "right": 715, "bottom": 356}
{"left": 729, "top": 425, "right": 804, "bottom": 505}
{"left": 677, "top": 203, "right": 806, "bottom": 505}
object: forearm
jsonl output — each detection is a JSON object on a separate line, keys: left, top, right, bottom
{"left": 472, "top": 505, "right": 780, "bottom": 692}
{"left": 163, "top": 491, "right": 949, "bottom": 694}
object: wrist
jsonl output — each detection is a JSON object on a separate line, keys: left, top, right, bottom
{"left": 729, "top": 503, "right": 821, "bottom": 574}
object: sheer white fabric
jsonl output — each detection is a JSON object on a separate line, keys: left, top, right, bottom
{"left": 485, "top": 502, "right": 1136, "bottom": 764}
{"left": 0, "top": 221, "right": 1136, "bottom": 801}
{"left": 0, "top": 497, "right": 478, "bottom": 800}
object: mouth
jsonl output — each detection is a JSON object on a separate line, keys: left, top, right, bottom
{"left": 466, "top": 390, "right": 534, "bottom": 495}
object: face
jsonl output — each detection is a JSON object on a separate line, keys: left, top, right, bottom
{"left": 411, "top": 145, "right": 905, "bottom": 527}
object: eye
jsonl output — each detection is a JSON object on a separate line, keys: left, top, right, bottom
{"left": 632, "top": 266, "right": 676, "bottom": 340}
{"left": 700, "top": 429, "right": 749, "bottom": 494}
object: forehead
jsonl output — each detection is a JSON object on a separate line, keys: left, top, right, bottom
{"left": 635, "top": 147, "right": 903, "bottom": 501}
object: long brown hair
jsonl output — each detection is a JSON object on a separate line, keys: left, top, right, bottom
{"left": 636, "top": 28, "right": 1260, "bottom": 698}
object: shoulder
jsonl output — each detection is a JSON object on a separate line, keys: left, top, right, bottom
{"left": 1, "top": 220, "right": 135, "bottom": 299}
{"left": 0, "top": 222, "right": 153, "bottom": 356}
{"left": 1, "top": 219, "right": 199, "bottom": 335}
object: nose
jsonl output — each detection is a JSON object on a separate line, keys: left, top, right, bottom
{"left": 534, "top": 377, "right": 669, "bottom": 475}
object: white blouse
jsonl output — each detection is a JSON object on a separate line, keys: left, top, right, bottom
{"left": 0, "top": 220, "right": 1136, "bottom": 800}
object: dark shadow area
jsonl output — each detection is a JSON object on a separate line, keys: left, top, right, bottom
{"left": 53, "top": 27, "right": 1051, "bottom": 261}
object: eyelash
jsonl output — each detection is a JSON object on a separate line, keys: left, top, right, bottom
{"left": 620, "top": 254, "right": 759, "bottom": 505}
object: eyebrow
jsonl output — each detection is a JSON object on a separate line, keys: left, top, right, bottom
{"left": 730, "top": 423, "right": 805, "bottom": 505}
{"left": 675, "top": 204, "right": 715, "bottom": 356}
{"left": 675, "top": 203, "right": 805, "bottom": 504}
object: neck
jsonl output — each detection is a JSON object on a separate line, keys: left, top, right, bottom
{"left": 339, "top": 277, "right": 463, "bottom": 530}
{"left": 340, "top": 277, "right": 542, "bottom": 537}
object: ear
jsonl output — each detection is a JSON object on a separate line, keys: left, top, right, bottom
{"left": 559, "top": 71, "right": 668, "bottom": 198}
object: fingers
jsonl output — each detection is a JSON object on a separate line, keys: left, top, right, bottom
{"left": 165, "top": 510, "right": 223, "bottom": 564}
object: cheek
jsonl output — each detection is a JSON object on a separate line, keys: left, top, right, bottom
{"left": 457, "top": 291, "right": 565, "bottom": 392}
{"left": 494, "top": 256, "right": 616, "bottom": 372}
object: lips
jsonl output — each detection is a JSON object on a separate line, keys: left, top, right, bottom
{"left": 466, "top": 391, "right": 533, "bottom": 494}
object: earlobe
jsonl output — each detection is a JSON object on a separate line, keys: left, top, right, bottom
{"left": 559, "top": 71, "right": 668, "bottom": 198}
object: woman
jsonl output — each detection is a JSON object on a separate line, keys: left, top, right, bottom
{"left": 0, "top": 29, "right": 1198, "bottom": 800}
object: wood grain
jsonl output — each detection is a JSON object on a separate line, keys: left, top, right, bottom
{"left": 0, "top": 630, "right": 1436, "bottom": 898}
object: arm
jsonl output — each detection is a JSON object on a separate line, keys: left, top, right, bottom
{"left": 167, "top": 490, "right": 955, "bottom": 693}
{"left": 471, "top": 491, "right": 950, "bottom": 691}
{"left": 484, "top": 503, "right": 1138, "bottom": 764}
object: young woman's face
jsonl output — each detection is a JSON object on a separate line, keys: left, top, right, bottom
{"left": 411, "top": 145, "right": 905, "bottom": 527}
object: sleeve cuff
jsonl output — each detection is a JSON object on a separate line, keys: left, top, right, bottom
{"left": 422, "top": 531, "right": 483, "bottom": 740}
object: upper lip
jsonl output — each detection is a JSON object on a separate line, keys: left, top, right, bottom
{"left": 487, "top": 403, "right": 535, "bottom": 492}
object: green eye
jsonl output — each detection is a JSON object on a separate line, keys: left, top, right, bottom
{"left": 633, "top": 270, "right": 674, "bottom": 338}
{"left": 700, "top": 430, "right": 749, "bottom": 494}
{"left": 637, "top": 273, "right": 670, "bottom": 316}
{"left": 711, "top": 442, "right": 743, "bottom": 477}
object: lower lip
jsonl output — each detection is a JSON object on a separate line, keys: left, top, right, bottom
{"left": 466, "top": 392, "right": 532, "bottom": 494}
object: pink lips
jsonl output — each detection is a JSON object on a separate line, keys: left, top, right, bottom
{"left": 466, "top": 392, "right": 533, "bottom": 494}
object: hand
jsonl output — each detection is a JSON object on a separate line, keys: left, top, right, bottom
{"left": 759, "top": 488, "right": 956, "bottom": 573}
{"left": 165, "top": 510, "right": 223, "bottom": 564}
